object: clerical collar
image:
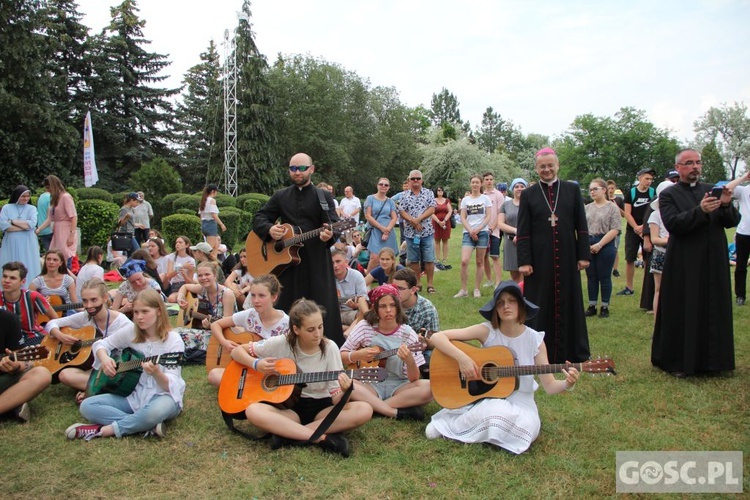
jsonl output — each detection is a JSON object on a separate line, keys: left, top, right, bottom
{"left": 540, "top": 178, "right": 558, "bottom": 186}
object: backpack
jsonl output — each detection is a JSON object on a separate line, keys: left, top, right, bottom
{"left": 630, "top": 186, "right": 656, "bottom": 202}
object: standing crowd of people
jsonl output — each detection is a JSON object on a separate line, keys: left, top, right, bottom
{"left": 0, "top": 146, "right": 743, "bottom": 456}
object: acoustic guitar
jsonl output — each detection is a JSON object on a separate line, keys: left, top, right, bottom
{"left": 205, "top": 329, "right": 261, "bottom": 375}
{"left": 430, "top": 341, "right": 616, "bottom": 409}
{"left": 85, "top": 347, "right": 184, "bottom": 398}
{"left": 345, "top": 342, "right": 425, "bottom": 369}
{"left": 218, "top": 359, "right": 386, "bottom": 414}
{"left": 0, "top": 344, "right": 50, "bottom": 363}
{"left": 245, "top": 219, "right": 356, "bottom": 277}
{"left": 36, "top": 295, "right": 84, "bottom": 326}
{"left": 37, "top": 325, "right": 97, "bottom": 376}
{"left": 176, "top": 292, "right": 217, "bottom": 329}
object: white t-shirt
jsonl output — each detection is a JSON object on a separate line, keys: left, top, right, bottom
{"left": 461, "top": 194, "right": 492, "bottom": 233}
{"left": 339, "top": 196, "right": 362, "bottom": 224}
{"left": 76, "top": 263, "right": 104, "bottom": 298}
{"left": 647, "top": 209, "right": 669, "bottom": 252}
{"left": 733, "top": 185, "right": 750, "bottom": 235}
{"left": 231, "top": 308, "right": 289, "bottom": 339}
{"left": 251, "top": 335, "right": 343, "bottom": 399}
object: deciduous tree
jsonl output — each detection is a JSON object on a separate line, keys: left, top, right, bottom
{"left": 694, "top": 102, "right": 750, "bottom": 179}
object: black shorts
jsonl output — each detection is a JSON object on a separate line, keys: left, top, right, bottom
{"left": 488, "top": 234, "right": 501, "bottom": 258}
{"left": 0, "top": 371, "right": 24, "bottom": 396}
{"left": 292, "top": 396, "right": 333, "bottom": 425}
{"left": 624, "top": 228, "right": 643, "bottom": 262}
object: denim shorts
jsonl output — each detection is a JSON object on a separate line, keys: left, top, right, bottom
{"left": 201, "top": 219, "right": 218, "bottom": 236}
{"left": 371, "top": 375, "right": 410, "bottom": 400}
{"left": 406, "top": 235, "right": 435, "bottom": 263}
{"left": 488, "top": 234, "right": 501, "bottom": 257}
{"left": 462, "top": 231, "right": 490, "bottom": 249}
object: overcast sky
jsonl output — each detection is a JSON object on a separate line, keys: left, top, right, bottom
{"left": 75, "top": 0, "right": 750, "bottom": 144}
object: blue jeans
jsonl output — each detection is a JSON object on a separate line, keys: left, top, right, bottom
{"left": 406, "top": 235, "right": 435, "bottom": 263}
{"left": 586, "top": 235, "right": 616, "bottom": 305}
{"left": 80, "top": 393, "right": 180, "bottom": 437}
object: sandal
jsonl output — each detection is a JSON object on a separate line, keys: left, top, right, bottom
{"left": 75, "top": 391, "right": 86, "bottom": 405}
{"left": 427, "top": 286, "right": 436, "bottom": 294}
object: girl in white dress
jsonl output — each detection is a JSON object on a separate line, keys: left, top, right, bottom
{"left": 426, "top": 280, "right": 579, "bottom": 454}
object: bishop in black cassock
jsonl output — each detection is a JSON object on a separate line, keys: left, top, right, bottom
{"left": 517, "top": 148, "right": 591, "bottom": 363}
{"left": 252, "top": 153, "right": 345, "bottom": 346}
{"left": 652, "top": 149, "right": 739, "bottom": 376}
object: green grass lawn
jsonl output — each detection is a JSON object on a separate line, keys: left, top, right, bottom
{"left": 2, "top": 229, "right": 748, "bottom": 499}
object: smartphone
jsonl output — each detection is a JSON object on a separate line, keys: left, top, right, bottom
{"left": 710, "top": 186, "right": 723, "bottom": 199}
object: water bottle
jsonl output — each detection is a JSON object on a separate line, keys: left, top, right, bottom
{"left": 413, "top": 235, "right": 421, "bottom": 246}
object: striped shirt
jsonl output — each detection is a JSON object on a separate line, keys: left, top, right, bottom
{"left": 0, "top": 290, "right": 50, "bottom": 345}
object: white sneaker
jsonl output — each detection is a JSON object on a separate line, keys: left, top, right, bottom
{"left": 144, "top": 422, "right": 166, "bottom": 438}
{"left": 453, "top": 289, "right": 468, "bottom": 298}
{"left": 13, "top": 402, "right": 30, "bottom": 423}
{"left": 482, "top": 281, "right": 494, "bottom": 288}
{"left": 425, "top": 422, "right": 442, "bottom": 439}
{"left": 473, "top": 289, "right": 482, "bottom": 298}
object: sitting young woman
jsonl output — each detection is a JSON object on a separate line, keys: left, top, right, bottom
{"left": 424, "top": 280, "right": 579, "bottom": 453}
{"left": 339, "top": 284, "right": 432, "bottom": 420}
{"left": 364, "top": 247, "right": 404, "bottom": 287}
{"left": 231, "top": 299, "right": 373, "bottom": 457}
{"left": 173, "top": 261, "right": 236, "bottom": 361}
{"left": 208, "top": 274, "right": 287, "bottom": 386}
{"left": 29, "top": 249, "right": 79, "bottom": 314}
{"left": 110, "top": 259, "right": 165, "bottom": 317}
{"left": 66, "top": 289, "right": 185, "bottom": 440}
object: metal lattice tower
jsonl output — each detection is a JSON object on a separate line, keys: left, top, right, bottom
{"left": 222, "top": 28, "right": 238, "bottom": 197}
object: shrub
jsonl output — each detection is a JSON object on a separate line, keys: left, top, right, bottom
{"left": 161, "top": 214, "right": 202, "bottom": 250}
{"left": 214, "top": 193, "right": 236, "bottom": 208}
{"left": 172, "top": 195, "right": 201, "bottom": 213}
{"left": 78, "top": 199, "right": 120, "bottom": 248}
{"left": 241, "top": 198, "right": 263, "bottom": 214}
{"left": 175, "top": 208, "right": 196, "bottom": 216}
{"left": 247, "top": 193, "right": 271, "bottom": 204}
{"left": 219, "top": 210, "right": 242, "bottom": 247}
{"left": 130, "top": 157, "right": 183, "bottom": 208}
{"left": 76, "top": 187, "right": 114, "bottom": 203}
{"left": 157, "top": 193, "right": 186, "bottom": 222}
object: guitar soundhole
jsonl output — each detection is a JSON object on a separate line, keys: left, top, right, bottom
{"left": 263, "top": 374, "right": 280, "bottom": 391}
{"left": 481, "top": 362, "right": 499, "bottom": 383}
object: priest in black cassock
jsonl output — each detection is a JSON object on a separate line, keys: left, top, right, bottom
{"left": 651, "top": 148, "right": 739, "bottom": 377}
{"left": 252, "top": 153, "right": 345, "bottom": 346}
{"left": 517, "top": 147, "right": 591, "bottom": 363}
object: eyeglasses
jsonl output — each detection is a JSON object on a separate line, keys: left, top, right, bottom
{"left": 289, "top": 165, "right": 311, "bottom": 172}
{"left": 378, "top": 183, "right": 390, "bottom": 187}
{"left": 677, "top": 160, "right": 702, "bottom": 166}
{"left": 409, "top": 177, "right": 422, "bottom": 181}
{"left": 589, "top": 187, "right": 603, "bottom": 192}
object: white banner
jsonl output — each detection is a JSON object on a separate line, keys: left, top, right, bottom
{"left": 83, "top": 111, "right": 99, "bottom": 187}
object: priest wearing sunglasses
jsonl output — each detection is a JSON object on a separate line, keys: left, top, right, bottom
{"left": 252, "top": 153, "right": 345, "bottom": 345}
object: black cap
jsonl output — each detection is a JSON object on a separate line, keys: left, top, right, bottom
{"left": 636, "top": 168, "right": 656, "bottom": 177}
{"left": 666, "top": 170, "right": 679, "bottom": 179}
{"left": 126, "top": 192, "right": 139, "bottom": 201}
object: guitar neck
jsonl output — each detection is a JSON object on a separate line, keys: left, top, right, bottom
{"left": 373, "top": 347, "right": 399, "bottom": 361}
{"left": 116, "top": 353, "right": 176, "bottom": 373}
{"left": 277, "top": 369, "right": 352, "bottom": 386}
{"left": 283, "top": 221, "right": 353, "bottom": 248}
{"left": 489, "top": 362, "right": 583, "bottom": 378}
{"left": 53, "top": 302, "right": 84, "bottom": 312}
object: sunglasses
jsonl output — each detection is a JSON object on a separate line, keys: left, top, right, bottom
{"left": 289, "top": 165, "right": 311, "bottom": 172}
{"left": 409, "top": 177, "right": 422, "bottom": 181}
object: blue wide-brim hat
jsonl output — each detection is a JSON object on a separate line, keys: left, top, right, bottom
{"left": 478, "top": 280, "right": 539, "bottom": 321}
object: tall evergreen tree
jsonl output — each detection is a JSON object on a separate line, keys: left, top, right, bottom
{"left": 174, "top": 40, "right": 223, "bottom": 193}
{"left": 0, "top": 0, "right": 78, "bottom": 187}
{"left": 700, "top": 141, "right": 727, "bottom": 183}
{"left": 234, "top": 1, "right": 283, "bottom": 194}
{"left": 89, "top": 0, "right": 179, "bottom": 187}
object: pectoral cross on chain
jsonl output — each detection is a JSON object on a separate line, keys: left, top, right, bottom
{"left": 548, "top": 213, "right": 558, "bottom": 227}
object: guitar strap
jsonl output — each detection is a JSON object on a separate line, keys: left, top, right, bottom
{"left": 314, "top": 187, "right": 331, "bottom": 223}
{"left": 307, "top": 382, "right": 354, "bottom": 444}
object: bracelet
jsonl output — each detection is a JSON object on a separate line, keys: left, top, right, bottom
{"left": 347, "top": 351, "right": 354, "bottom": 363}
{"left": 564, "top": 380, "right": 575, "bottom": 392}
{"left": 252, "top": 358, "right": 259, "bottom": 371}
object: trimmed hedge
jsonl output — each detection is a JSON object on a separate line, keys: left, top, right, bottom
{"left": 172, "top": 195, "right": 201, "bottom": 213}
{"left": 76, "top": 187, "right": 114, "bottom": 203}
{"left": 161, "top": 214, "right": 202, "bottom": 250}
{"left": 156, "top": 193, "right": 186, "bottom": 223}
{"left": 78, "top": 199, "right": 120, "bottom": 248}
{"left": 242, "top": 198, "right": 263, "bottom": 214}
{"left": 175, "top": 208, "right": 197, "bottom": 216}
{"left": 214, "top": 193, "right": 236, "bottom": 208}
{"left": 219, "top": 210, "right": 242, "bottom": 247}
